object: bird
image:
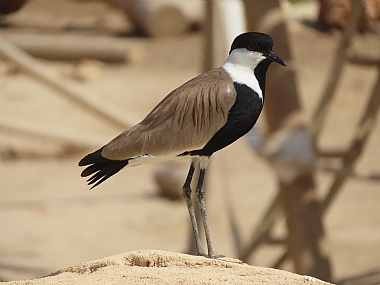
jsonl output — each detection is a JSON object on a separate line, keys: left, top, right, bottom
{"left": 79, "top": 32, "right": 286, "bottom": 258}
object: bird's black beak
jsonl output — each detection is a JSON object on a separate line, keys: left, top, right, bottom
{"left": 266, "top": 51, "right": 286, "bottom": 66}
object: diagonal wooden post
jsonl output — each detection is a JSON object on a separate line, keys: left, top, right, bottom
{"left": 0, "top": 38, "right": 138, "bottom": 131}
{"left": 321, "top": 65, "right": 380, "bottom": 213}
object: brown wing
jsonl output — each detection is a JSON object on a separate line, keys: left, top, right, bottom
{"left": 101, "top": 67, "right": 236, "bottom": 160}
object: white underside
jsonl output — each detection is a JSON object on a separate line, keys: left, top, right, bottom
{"left": 127, "top": 153, "right": 210, "bottom": 170}
{"left": 222, "top": 48, "right": 265, "bottom": 102}
{"left": 127, "top": 153, "right": 190, "bottom": 167}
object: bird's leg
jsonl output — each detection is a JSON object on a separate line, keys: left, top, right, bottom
{"left": 182, "top": 159, "right": 206, "bottom": 257}
{"left": 196, "top": 157, "right": 224, "bottom": 258}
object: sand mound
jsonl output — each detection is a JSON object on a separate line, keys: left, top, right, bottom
{"left": 4, "top": 250, "right": 333, "bottom": 285}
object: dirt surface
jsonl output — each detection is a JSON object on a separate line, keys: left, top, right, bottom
{"left": 1, "top": 1, "right": 380, "bottom": 284}
{"left": 2, "top": 250, "right": 333, "bottom": 285}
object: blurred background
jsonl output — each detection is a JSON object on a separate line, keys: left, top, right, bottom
{"left": 0, "top": 0, "right": 379, "bottom": 284}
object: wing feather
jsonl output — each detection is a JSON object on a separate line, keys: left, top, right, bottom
{"left": 102, "top": 68, "right": 236, "bottom": 160}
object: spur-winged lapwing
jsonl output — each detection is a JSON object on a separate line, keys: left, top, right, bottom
{"left": 79, "top": 32, "right": 286, "bottom": 258}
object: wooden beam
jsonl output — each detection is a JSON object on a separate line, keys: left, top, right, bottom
{"left": 0, "top": 38, "right": 139, "bottom": 131}
{"left": 321, "top": 67, "right": 380, "bottom": 213}
{"left": 1, "top": 117, "right": 106, "bottom": 148}
{"left": 319, "top": 164, "right": 380, "bottom": 182}
{"left": 347, "top": 51, "right": 380, "bottom": 66}
{"left": 3, "top": 33, "right": 130, "bottom": 62}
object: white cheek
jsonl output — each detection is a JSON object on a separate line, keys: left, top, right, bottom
{"left": 250, "top": 52, "right": 266, "bottom": 65}
{"left": 227, "top": 48, "right": 266, "bottom": 68}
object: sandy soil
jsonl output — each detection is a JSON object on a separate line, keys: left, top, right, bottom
{"left": 3, "top": 250, "right": 333, "bottom": 285}
{"left": 1, "top": 1, "right": 380, "bottom": 284}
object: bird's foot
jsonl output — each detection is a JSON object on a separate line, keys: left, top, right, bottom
{"left": 207, "top": 250, "right": 225, "bottom": 259}
{"left": 197, "top": 249, "right": 224, "bottom": 259}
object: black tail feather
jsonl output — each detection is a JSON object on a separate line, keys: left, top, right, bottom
{"left": 78, "top": 146, "right": 106, "bottom": 167}
{"left": 79, "top": 147, "right": 129, "bottom": 189}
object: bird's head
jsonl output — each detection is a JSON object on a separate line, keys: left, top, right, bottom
{"left": 229, "top": 32, "right": 286, "bottom": 68}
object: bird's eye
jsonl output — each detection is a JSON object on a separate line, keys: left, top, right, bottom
{"left": 247, "top": 44, "right": 256, "bottom": 51}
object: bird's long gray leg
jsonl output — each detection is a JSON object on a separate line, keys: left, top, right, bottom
{"left": 196, "top": 157, "right": 224, "bottom": 258}
{"left": 182, "top": 158, "right": 206, "bottom": 256}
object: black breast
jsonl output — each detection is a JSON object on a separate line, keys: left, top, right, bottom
{"left": 188, "top": 82, "right": 263, "bottom": 157}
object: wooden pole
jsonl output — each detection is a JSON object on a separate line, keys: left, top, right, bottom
{"left": 243, "top": 0, "right": 332, "bottom": 281}
{"left": 203, "top": 1, "right": 226, "bottom": 72}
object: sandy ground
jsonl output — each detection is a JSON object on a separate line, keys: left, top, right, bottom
{"left": 2, "top": 250, "right": 333, "bottom": 285}
{"left": 1, "top": 1, "right": 380, "bottom": 284}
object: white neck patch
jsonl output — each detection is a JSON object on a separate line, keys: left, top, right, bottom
{"left": 222, "top": 48, "right": 266, "bottom": 101}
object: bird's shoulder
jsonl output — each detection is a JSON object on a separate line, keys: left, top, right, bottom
{"left": 141, "top": 67, "right": 237, "bottom": 128}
